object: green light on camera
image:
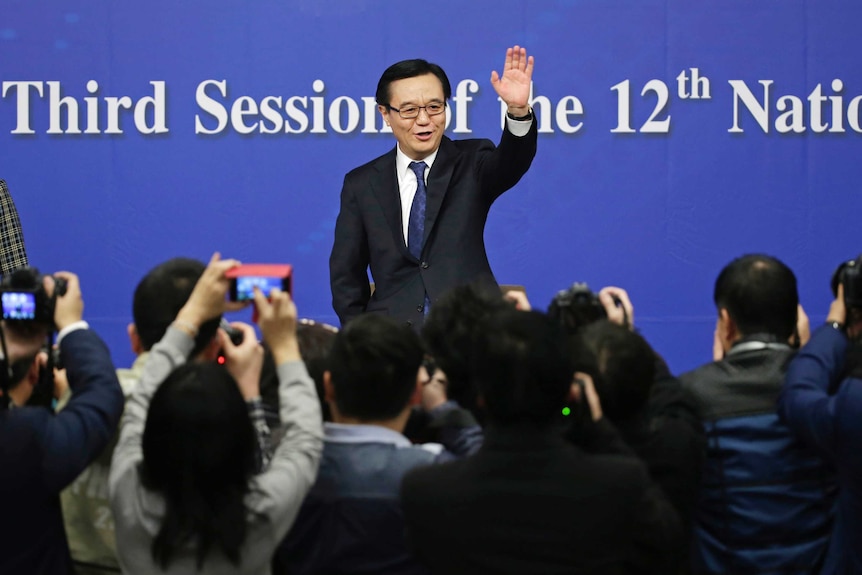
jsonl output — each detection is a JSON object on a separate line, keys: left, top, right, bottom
{"left": 562, "top": 407, "right": 571, "bottom": 417}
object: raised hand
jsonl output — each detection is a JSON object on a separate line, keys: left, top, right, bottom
{"left": 490, "top": 45, "right": 534, "bottom": 114}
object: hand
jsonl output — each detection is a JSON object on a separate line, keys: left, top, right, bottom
{"left": 420, "top": 365, "right": 448, "bottom": 411}
{"left": 175, "top": 252, "right": 246, "bottom": 329}
{"left": 220, "top": 322, "right": 264, "bottom": 400}
{"left": 795, "top": 304, "right": 811, "bottom": 347}
{"left": 712, "top": 321, "right": 725, "bottom": 362}
{"left": 491, "top": 45, "right": 534, "bottom": 114}
{"left": 49, "top": 272, "right": 84, "bottom": 331}
{"left": 598, "top": 286, "right": 634, "bottom": 330}
{"left": 570, "top": 372, "right": 603, "bottom": 422}
{"left": 828, "top": 284, "right": 847, "bottom": 326}
{"left": 503, "top": 289, "right": 531, "bottom": 311}
{"left": 254, "top": 287, "right": 299, "bottom": 365}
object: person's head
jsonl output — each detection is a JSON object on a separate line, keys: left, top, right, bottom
{"left": 141, "top": 361, "right": 257, "bottom": 570}
{"left": 0, "top": 322, "right": 46, "bottom": 408}
{"left": 578, "top": 320, "right": 656, "bottom": 422}
{"left": 296, "top": 319, "right": 338, "bottom": 422}
{"left": 713, "top": 254, "right": 798, "bottom": 351}
{"left": 422, "top": 283, "right": 513, "bottom": 416}
{"left": 472, "top": 309, "right": 573, "bottom": 429}
{"left": 131, "top": 258, "right": 221, "bottom": 359}
{"left": 376, "top": 59, "right": 452, "bottom": 161}
{"left": 325, "top": 313, "right": 424, "bottom": 425}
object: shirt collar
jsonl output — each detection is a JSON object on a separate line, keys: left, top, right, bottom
{"left": 324, "top": 422, "right": 412, "bottom": 448}
{"left": 395, "top": 145, "right": 438, "bottom": 182}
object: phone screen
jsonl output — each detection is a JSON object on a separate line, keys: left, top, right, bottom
{"left": 1, "top": 291, "right": 37, "bottom": 320}
{"left": 233, "top": 276, "right": 287, "bottom": 301}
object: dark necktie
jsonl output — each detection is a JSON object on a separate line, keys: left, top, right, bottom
{"left": 407, "top": 161, "right": 427, "bottom": 259}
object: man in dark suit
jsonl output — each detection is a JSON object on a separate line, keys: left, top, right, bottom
{"left": 0, "top": 271, "right": 125, "bottom": 574}
{"left": 400, "top": 309, "right": 682, "bottom": 575}
{"left": 330, "top": 46, "right": 538, "bottom": 327}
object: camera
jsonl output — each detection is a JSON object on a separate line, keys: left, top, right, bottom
{"left": 0, "top": 267, "right": 67, "bottom": 326}
{"left": 831, "top": 256, "right": 862, "bottom": 309}
{"left": 547, "top": 283, "right": 610, "bottom": 333}
{"left": 225, "top": 264, "right": 293, "bottom": 302}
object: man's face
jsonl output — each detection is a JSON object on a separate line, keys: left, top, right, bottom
{"left": 379, "top": 73, "right": 446, "bottom": 161}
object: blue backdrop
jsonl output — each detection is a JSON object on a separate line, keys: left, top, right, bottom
{"left": 2, "top": 0, "right": 860, "bottom": 374}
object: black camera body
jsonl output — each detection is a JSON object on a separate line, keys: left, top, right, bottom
{"left": 0, "top": 267, "right": 66, "bottom": 326}
{"left": 831, "top": 256, "right": 862, "bottom": 309}
{"left": 548, "top": 282, "right": 608, "bottom": 332}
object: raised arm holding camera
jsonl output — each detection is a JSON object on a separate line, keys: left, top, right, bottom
{"left": 0, "top": 267, "right": 124, "bottom": 575}
{"left": 778, "top": 259, "right": 862, "bottom": 575}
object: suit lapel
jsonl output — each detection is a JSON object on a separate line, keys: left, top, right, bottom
{"left": 424, "top": 137, "right": 455, "bottom": 246}
{"left": 370, "top": 149, "right": 414, "bottom": 260}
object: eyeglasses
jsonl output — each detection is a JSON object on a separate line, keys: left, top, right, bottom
{"left": 388, "top": 102, "right": 446, "bottom": 119}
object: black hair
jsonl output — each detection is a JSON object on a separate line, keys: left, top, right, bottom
{"left": 713, "top": 254, "right": 798, "bottom": 340}
{"left": 422, "top": 283, "right": 513, "bottom": 416}
{"left": 579, "top": 321, "right": 656, "bottom": 422}
{"left": 132, "top": 258, "right": 220, "bottom": 357}
{"left": 297, "top": 320, "right": 338, "bottom": 422}
{"left": 327, "top": 313, "right": 423, "bottom": 421}
{"left": 141, "top": 361, "right": 257, "bottom": 570}
{"left": 471, "top": 309, "right": 573, "bottom": 428}
{"left": 375, "top": 59, "right": 452, "bottom": 107}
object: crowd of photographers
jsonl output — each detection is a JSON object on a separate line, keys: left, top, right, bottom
{"left": 0, "top": 251, "right": 860, "bottom": 574}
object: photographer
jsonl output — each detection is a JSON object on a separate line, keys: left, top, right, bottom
{"left": 0, "top": 269, "right": 124, "bottom": 574}
{"left": 108, "top": 253, "right": 323, "bottom": 574}
{"left": 779, "top": 273, "right": 862, "bottom": 574}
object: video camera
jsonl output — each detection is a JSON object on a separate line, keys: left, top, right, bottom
{"left": 548, "top": 282, "right": 619, "bottom": 333}
{"left": 831, "top": 256, "right": 862, "bottom": 309}
{"left": 0, "top": 267, "right": 67, "bottom": 327}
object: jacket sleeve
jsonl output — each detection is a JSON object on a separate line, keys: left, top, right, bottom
{"left": 330, "top": 173, "right": 371, "bottom": 325}
{"left": 39, "top": 329, "right": 124, "bottom": 493}
{"left": 245, "top": 360, "right": 323, "bottom": 542}
{"left": 109, "top": 327, "right": 194, "bottom": 495}
{"left": 778, "top": 325, "right": 848, "bottom": 461}
{"left": 426, "top": 401, "right": 483, "bottom": 462}
{"left": 626, "top": 462, "right": 685, "bottom": 573}
{"left": 475, "top": 118, "right": 538, "bottom": 202}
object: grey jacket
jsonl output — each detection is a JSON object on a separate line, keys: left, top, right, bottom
{"left": 108, "top": 327, "right": 323, "bottom": 574}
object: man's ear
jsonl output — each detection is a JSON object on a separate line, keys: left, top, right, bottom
{"left": 127, "top": 323, "right": 145, "bottom": 355}
{"left": 718, "top": 308, "right": 738, "bottom": 348}
{"left": 323, "top": 371, "right": 336, "bottom": 404}
{"left": 409, "top": 371, "right": 423, "bottom": 407}
{"left": 378, "top": 104, "right": 391, "bottom": 127}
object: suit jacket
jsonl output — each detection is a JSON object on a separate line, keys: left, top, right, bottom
{"left": 400, "top": 426, "right": 682, "bottom": 575}
{"left": 0, "top": 329, "right": 124, "bottom": 575}
{"left": 330, "top": 122, "right": 538, "bottom": 327}
{"left": 0, "top": 179, "right": 29, "bottom": 276}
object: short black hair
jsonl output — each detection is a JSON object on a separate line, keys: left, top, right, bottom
{"left": 472, "top": 309, "right": 573, "bottom": 428}
{"left": 132, "top": 258, "right": 220, "bottom": 357}
{"left": 713, "top": 254, "right": 798, "bottom": 340}
{"left": 579, "top": 321, "right": 656, "bottom": 422}
{"left": 375, "top": 59, "right": 452, "bottom": 107}
{"left": 297, "top": 320, "right": 339, "bottom": 422}
{"left": 328, "top": 313, "right": 424, "bottom": 421}
{"left": 422, "top": 283, "right": 513, "bottom": 415}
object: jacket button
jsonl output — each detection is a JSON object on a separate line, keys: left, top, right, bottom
{"left": 421, "top": 261, "right": 429, "bottom": 269}
{"left": 406, "top": 321, "right": 413, "bottom": 327}
{"left": 417, "top": 305, "right": 424, "bottom": 313}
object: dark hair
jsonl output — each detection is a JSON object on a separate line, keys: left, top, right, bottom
{"left": 713, "top": 254, "right": 798, "bottom": 340}
{"left": 141, "top": 362, "right": 257, "bottom": 570}
{"left": 297, "top": 320, "right": 339, "bottom": 422}
{"left": 375, "top": 59, "right": 452, "bottom": 107}
{"left": 133, "top": 258, "right": 220, "bottom": 357}
{"left": 422, "top": 284, "right": 513, "bottom": 415}
{"left": 579, "top": 321, "right": 656, "bottom": 421}
{"left": 471, "top": 309, "right": 573, "bottom": 428}
{"left": 328, "top": 313, "right": 423, "bottom": 421}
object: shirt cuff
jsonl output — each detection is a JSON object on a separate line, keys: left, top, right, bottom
{"left": 57, "top": 320, "right": 89, "bottom": 346}
{"left": 505, "top": 115, "right": 533, "bottom": 137}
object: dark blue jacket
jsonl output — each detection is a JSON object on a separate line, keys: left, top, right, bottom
{"left": 779, "top": 325, "right": 862, "bottom": 575}
{"left": 680, "top": 339, "right": 836, "bottom": 575}
{"left": 0, "top": 329, "right": 124, "bottom": 575}
{"left": 274, "top": 403, "right": 482, "bottom": 575}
